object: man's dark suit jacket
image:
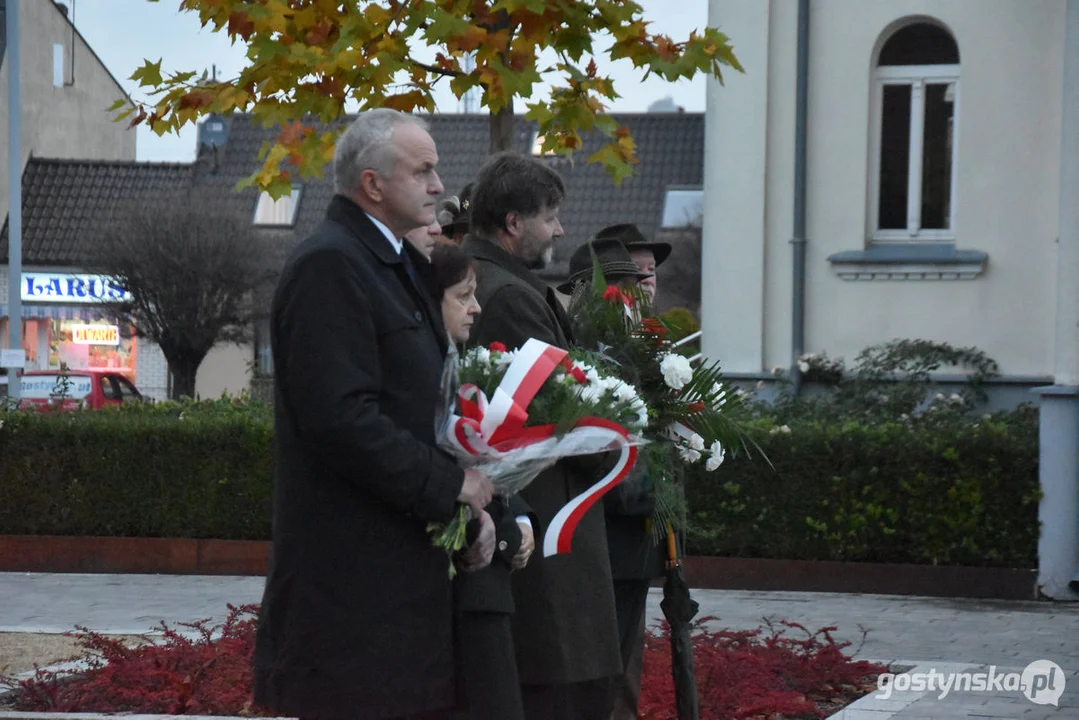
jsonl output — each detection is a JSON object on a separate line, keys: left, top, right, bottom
{"left": 253, "top": 195, "right": 465, "bottom": 720}
{"left": 463, "top": 235, "right": 622, "bottom": 686}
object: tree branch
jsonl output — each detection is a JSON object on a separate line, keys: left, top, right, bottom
{"left": 413, "top": 60, "right": 463, "bottom": 78}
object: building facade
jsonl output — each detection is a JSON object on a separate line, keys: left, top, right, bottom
{"left": 702, "top": 0, "right": 1067, "bottom": 396}
{"left": 0, "top": 0, "right": 136, "bottom": 222}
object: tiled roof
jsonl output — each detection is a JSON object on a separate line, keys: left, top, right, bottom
{"left": 0, "top": 158, "right": 196, "bottom": 265}
{"left": 204, "top": 112, "right": 704, "bottom": 278}
{"left": 2, "top": 112, "right": 704, "bottom": 275}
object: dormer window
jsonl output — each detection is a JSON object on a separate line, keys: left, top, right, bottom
{"left": 660, "top": 186, "right": 703, "bottom": 227}
{"left": 253, "top": 186, "right": 302, "bottom": 227}
{"left": 531, "top": 131, "right": 557, "bottom": 157}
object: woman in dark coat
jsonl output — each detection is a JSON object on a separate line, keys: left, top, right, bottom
{"left": 430, "top": 241, "right": 539, "bottom": 720}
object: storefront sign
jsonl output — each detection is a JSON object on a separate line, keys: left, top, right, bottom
{"left": 21, "top": 273, "right": 131, "bottom": 304}
{"left": 71, "top": 324, "right": 121, "bottom": 346}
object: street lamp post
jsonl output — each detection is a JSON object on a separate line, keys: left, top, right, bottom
{"left": 4, "top": 0, "right": 22, "bottom": 399}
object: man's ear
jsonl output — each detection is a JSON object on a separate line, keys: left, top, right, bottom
{"left": 359, "top": 169, "right": 383, "bottom": 202}
{"left": 504, "top": 210, "right": 523, "bottom": 238}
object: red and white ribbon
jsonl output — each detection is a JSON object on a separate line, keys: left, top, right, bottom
{"left": 445, "top": 338, "right": 640, "bottom": 556}
{"left": 542, "top": 418, "right": 638, "bottom": 557}
{"left": 448, "top": 339, "right": 567, "bottom": 456}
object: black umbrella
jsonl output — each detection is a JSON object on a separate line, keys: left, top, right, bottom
{"left": 661, "top": 523, "right": 700, "bottom": 720}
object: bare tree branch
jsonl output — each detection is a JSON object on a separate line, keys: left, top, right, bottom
{"left": 87, "top": 189, "right": 277, "bottom": 399}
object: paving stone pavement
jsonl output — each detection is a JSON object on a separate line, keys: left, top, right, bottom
{"left": 3, "top": 573, "right": 1079, "bottom": 718}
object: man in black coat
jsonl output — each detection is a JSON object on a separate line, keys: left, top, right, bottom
{"left": 253, "top": 109, "right": 495, "bottom": 720}
{"left": 463, "top": 152, "right": 622, "bottom": 720}
{"left": 602, "top": 223, "right": 673, "bottom": 720}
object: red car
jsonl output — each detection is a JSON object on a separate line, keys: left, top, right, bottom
{"left": 18, "top": 370, "right": 143, "bottom": 411}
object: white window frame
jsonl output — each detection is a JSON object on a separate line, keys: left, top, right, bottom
{"left": 253, "top": 186, "right": 302, "bottom": 227}
{"left": 868, "top": 64, "right": 960, "bottom": 243}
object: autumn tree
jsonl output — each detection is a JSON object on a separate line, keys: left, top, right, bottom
{"left": 90, "top": 190, "right": 275, "bottom": 400}
{"left": 120, "top": 0, "right": 742, "bottom": 197}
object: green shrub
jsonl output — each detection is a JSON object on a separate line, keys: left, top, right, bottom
{"left": 0, "top": 375, "right": 1041, "bottom": 569}
{"left": 686, "top": 404, "right": 1040, "bottom": 568}
{"left": 0, "top": 397, "right": 274, "bottom": 539}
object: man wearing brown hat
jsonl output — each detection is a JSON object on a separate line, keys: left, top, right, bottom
{"left": 585, "top": 223, "right": 672, "bottom": 720}
{"left": 593, "top": 223, "right": 671, "bottom": 305}
{"left": 556, "top": 235, "right": 653, "bottom": 296}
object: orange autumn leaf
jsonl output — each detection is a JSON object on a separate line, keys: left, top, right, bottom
{"left": 227, "top": 11, "right": 255, "bottom": 41}
{"left": 120, "top": 0, "right": 742, "bottom": 192}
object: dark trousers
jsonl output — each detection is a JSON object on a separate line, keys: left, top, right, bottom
{"left": 610, "top": 580, "right": 651, "bottom": 720}
{"left": 456, "top": 612, "right": 525, "bottom": 720}
{"left": 521, "top": 677, "right": 615, "bottom": 720}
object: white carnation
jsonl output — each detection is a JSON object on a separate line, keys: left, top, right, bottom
{"left": 472, "top": 347, "right": 491, "bottom": 365}
{"left": 688, "top": 433, "right": 705, "bottom": 451}
{"left": 678, "top": 446, "right": 702, "bottom": 463}
{"left": 705, "top": 441, "right": 725, "bottom": 471}
{"left": 660, "top": 354, "right": 694, "bottom": 390}
{"left": 578, "top": 385, "right": 601, "bottom": 404}
{"left": 494, "top": 351, "right": 515, "bottom": 367}
{"left": 614, "top": 382, "right": 637, "bottom": 402}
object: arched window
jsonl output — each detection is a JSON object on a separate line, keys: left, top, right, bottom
{"left": 871, "top": 22, "right": 959, "bottom": 241}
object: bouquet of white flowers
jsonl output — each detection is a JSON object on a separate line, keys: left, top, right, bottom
{"left": 430, "top": 338, "right": 648, "bottom": 574}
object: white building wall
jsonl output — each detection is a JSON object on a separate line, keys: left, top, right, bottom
{"left": 705, "top": 0, "right": 1067, "bottom": 378}
{"left": 195, "top": 342, "right": 253, "bottom": 399}
{"left": 0, "top": 0, "right": 137, "bottom": 223}
{"left": 701, "top": 0, "right": 772, "bottom": 370}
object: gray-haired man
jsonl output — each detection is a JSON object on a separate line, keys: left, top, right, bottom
{"left": 253, "top": 109, "right": 494, "bottom": 720}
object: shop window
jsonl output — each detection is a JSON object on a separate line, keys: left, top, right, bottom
{"left": 253, "top": 186, "right": 302, "bottom": 226}
{"left": 46, "top": 318, "right": 138, "bottom": 380}
{"left": 870, "top": 22, "right": 959, "bottom": 242}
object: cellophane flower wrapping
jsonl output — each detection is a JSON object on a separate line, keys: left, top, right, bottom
{"left": 429, "top": 339, "right": 649, "bottom": 575}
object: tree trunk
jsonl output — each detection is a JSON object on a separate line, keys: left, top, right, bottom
{"left": 169, "top": 362, "right": 199, "bottom": 400}
{"left": 489, "top": 97, "right": 516, "bottom": 154}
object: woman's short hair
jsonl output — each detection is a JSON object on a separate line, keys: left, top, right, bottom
{"left": 430, "top": 240, "right": 475, "bottom": 297}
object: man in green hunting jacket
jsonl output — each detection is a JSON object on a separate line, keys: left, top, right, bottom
{"left": 462, "top": 152, "right": 621, "bottom": 720}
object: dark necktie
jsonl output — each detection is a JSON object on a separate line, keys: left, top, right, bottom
{"left": 399, "top": 245, "right": 419, "bottom": 287}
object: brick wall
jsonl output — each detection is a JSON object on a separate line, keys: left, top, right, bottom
{"left": 136, "top": 340, "right": 170, "bottom": 401}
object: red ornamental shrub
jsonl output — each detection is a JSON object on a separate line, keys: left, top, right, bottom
{"left": 5, "top": 604, "right": 275, "bottom": 716}
{"left": 638, "top": 618, "right": 887, "bottom": 720}
{"left": 5, "top": 608, "right": 884, "bottom": 719}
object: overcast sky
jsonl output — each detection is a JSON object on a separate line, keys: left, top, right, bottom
{"left": 72, "top": 0, "right": 713, "bottom": 162}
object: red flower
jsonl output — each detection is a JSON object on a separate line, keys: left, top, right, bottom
{"left": 641, "top": 317, "right": 668, "bottom": 336}
{"left": 602, "top": 286, "right": 623, "bottom": 304}
{"left": 488, "top": 341, "right": 507, "bottom": 353}
{"left": 559, "top": 357, "right": 588, "bottom": 384}
{"left": 687, "top": 401, "right": 706, "bottom": 413}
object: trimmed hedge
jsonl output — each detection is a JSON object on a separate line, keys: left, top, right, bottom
{"left": 0, "top": 398, "right": 273, "bottom": 540}
{"left": 0, "top": 397, "right": 1040, "bottom": 567}
{"left": 686, "top": 406, "right": 1040, "bottom": 568}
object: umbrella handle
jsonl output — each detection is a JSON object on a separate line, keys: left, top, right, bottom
{"left": 665, "top": 522, "right": 682, "bottom": 569}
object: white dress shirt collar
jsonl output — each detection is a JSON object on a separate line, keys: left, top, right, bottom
{"left": 365, "top": 212, "right": 403, "bottom": 255}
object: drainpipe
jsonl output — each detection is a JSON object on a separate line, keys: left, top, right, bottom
{"left": 790, "top": 0, "right": 810, "bottom": 395}
{"left": 1035, "top": 0, "right": 1079, "bottom": 600}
